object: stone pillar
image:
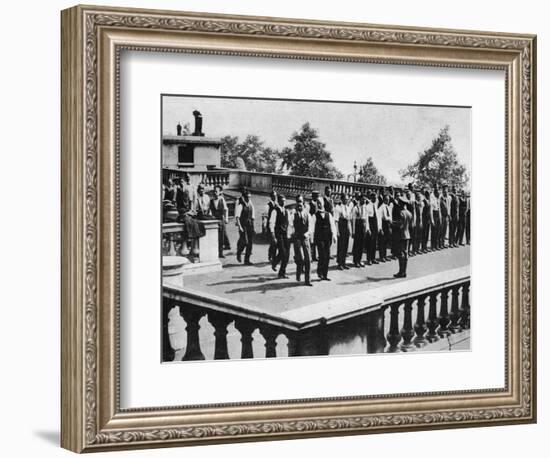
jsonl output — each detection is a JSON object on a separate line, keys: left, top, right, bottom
{"left": 387, "top": 302, "right": 402, "bottom": 353}
{"left": 260, "top": 327, "right": 279, "bottom": 358}
{"left": 235, "top": 320, "right": 256, "bottom": 359}
{"left": 459, "top": 283, "right": 471, "bottom": 330}
{"left": 426, "top": 292, "right": 440, "bottom": 343}
{"left": 438, "top": 287, "right": 452, "bottom": 337}
{"left": 179, "top": 307, "right": 206, "bottom": 361}
{"left": 208, "top": 312, "right": 233, "bottom": 360}
{"left": 199, "top": 220, "right": 222, "bottom": 264}
{"left": 449, "top": 285, "right": 462, "bottom": 333}
{"left": 400, "top": 299, "right": 416, "bottom": 352}
{"left": 413, "top": 295, "right": 428, "bottom": 348}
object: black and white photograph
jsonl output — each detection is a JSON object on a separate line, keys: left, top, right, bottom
{"left": 161, "top": 94, "right": 471, "bottom": 362}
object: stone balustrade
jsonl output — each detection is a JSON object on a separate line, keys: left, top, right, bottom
{"left": 162, "top": 267, "right": 470, "bottom": 361}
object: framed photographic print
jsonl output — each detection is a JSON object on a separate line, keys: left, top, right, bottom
{"left": 61, "top": 4, "right": 537, "bottom": 453}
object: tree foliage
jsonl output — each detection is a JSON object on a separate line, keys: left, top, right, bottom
{"left": 281, "top": 122, "right": 344, "bottom": 179}
{"left": 220, "top": 135, "right": 281, "bottom": 173}
{"left": 357, "top": 157, "right": 387, "bottom": 185}
{"left": 400, "top": 125, "right": 469, "bottom": 190}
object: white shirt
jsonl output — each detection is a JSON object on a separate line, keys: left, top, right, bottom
{"left": 193, "top": 194, "right": 211, "bottom": 215}
{"left": 333, "top": 202, "right": 353, "bottom": 220}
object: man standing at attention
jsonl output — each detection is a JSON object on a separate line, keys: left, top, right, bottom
{"left": 394, "top": 196, "right": 413, "bottom": 278}
{"left": 352, "top": 193, "right": 370, "bottom": 268}
{"left": 313, "top": 199, "right": 336, "bottom": 281}
{"left": 430, "top": 186, "right": 441, "bottom": 250}
{"left": 333, "top": 192, "right": 352, "bottom": 270}
{"left": 266, "top": 190, "right": 279, "bottom": 262}
{"left": 269, "top": 195, "right": 292, "bottom": 279}
{"left": 309, "top": 190, "right": 320, "bottom": 262}
{"left": 235, "top": 188, "right": 255, "bottom": 265}
{"left": 449, "top": 186, "right": 460, "bottom": 247}
{"left": 323, "top": 186, "right": 335, "bottom": 216}
{"left": 365, "top": 192, "right": 379, "bottom": 265}
{"left": 378, "top": 193, "right": 392, "bottom": 262}
{"left": 209, "top": 185, "right": 229, "bottom": 258}
{"left": 440, "top": 184, "right": 452, "bottom": 248}
{"left": 292, "top": 195, "right": 313, "bottom": 286}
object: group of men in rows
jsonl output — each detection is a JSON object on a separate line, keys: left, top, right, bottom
{"left": 163, "top": 177, "right": 470, "bottom": 285}
{"left": 235, "top": 183, "right": 470, "bottom": 285}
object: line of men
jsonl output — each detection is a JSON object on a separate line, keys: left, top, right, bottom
{"left": 164, "top": 177, "right": 471, "bottom": 285}
{"left": 259, "top": 183, "right": 470, "bottom": 284}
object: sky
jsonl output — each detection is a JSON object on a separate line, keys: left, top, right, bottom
{"left": 162, "top": 95, "right": 471, "bottom": 185}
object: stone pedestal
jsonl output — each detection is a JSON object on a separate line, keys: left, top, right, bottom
{"left": 198, "top": 220, "right": 221, "bottom": 264}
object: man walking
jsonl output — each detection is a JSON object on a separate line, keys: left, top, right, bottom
{"left": 313, "top": 199, "right": 336, "bottom": 281}
{"left": 269, "top": 194, "right": 292, "bottom": 279}
{"left": 266, "top": 190, "right": 278, "bottom": 262}
{"left": 292, "top": 195, "right": 313, "bottom": 286}
{"left": 449, "top": 186, "right": 459, "bottom": 247}
{"left": 235, "top": 188, "right": 255, "bottom": 265}
{"left": 334, "top": 192, "right": 352, "bottom": 270}
{"left": 394, "top": 196, "right": 413, "bottom": 278}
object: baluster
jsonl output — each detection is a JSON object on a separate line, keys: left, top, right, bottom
{"left": 235, "top": 319, "right": 256, "bottom": 359}
{"left": 400, "top": 299, "right": 415, "bottom": 351}
{"left": 366, "top": 306, "right": 388, "bottom": 353}
{"left": 167, "top": 233, "right": 177, "bottom": 256}
{"left": 449, "top": 285, "right": 462, "bottom": 333}
{"left": 162, "top": 300, "right": 175, "bottom": 362}
{"left": 386, "top": 302, "right": 402, "bottom": 352}
{"left": 426, "top": 292, "right": 440, "bottom": 342}
{"left": 179, "top": 307, "right": 206, "bottom": 361}
{"left": 459, "top": 282, "right": 470, "bottom": 330}
{"left": 413, "top": 295, "right": 428, "bottom": 348}
{"left": 260, "top": 326, "right": 279, "bottom": 358}
{"left": 438, "top": 287, "right": 452, "bottom": 337}
{"left": 208, "top": 312, "right": 233, "bottom": 360}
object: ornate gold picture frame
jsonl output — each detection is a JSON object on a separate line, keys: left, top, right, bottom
{"left": 61, "top": 4, "right": 536, "bottom": 453}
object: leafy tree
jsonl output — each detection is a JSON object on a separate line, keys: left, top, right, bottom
{"left": 357, "top": 157, "right": 387, "bottom": 185}
{"left": 400, "top": 125, "right": 468, "bottom": 190}
{"left": 281, "top": 122, "right": 343, "bottom": 179}
{"left": 220, "top": 135, "right": 282, "bottom": 172}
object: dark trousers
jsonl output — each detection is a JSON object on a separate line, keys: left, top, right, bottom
{"left": 316, "top": 239, "right": 332, "bottom": 278}
{"left": 353, "top": 220, "right": 366, "bottom": 264}
{"left": 397, "top": 239, "right": 410, "bottom": 274}
{"left": 431, "top": 212, "right": 441, "bottom": 249}
{"left": 413, "top": 224, "right": 423, "bottom": 252}
{"left": 465, "top": 213, "right": 470, "bottom": 244}
{"left": 294, "top": 237, "right": 311, "bottom": 283}
{"left": 310, "top": 241, "right": 317, "bottom": 261}
{"left": 457, "top": 216, "right": 466, "bottom": 244}
{"left": 217, "top": 221, "right": 226, "bottom": 257}
{"left": 440, "top": 216, "right": 449, "bottom": 247}
{"left": 236, "top": 223, "right": 254, "bottom": 261}
{"left": 422, "top": 218, "right": 430, "bottom": 251}
{"left": 273, "top": 233, "right": 290, "bottom": 276}
{"left": 379, "top": 221, "right": 391, "bottom": 260}
{"left": 366, "top": 217, "right": 378, "bottom": 262}
{"left": 337, "top": 219, "right": 350, "bottom": 267}
{"left": 449, "top": 217, "right": 458, "bottom": 245}
{"left": 268, "top": 233, "right": 277, "bottom": 261}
